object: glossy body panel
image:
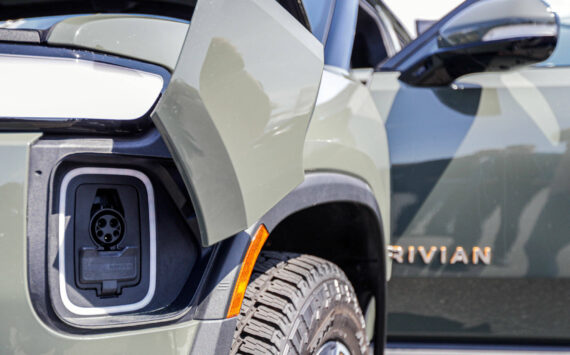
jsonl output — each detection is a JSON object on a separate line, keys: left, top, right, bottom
{"left": 304, "top": 67, "right": 391, "bottom": 274}
{"left": 48, "top": 15, "right": 188, "bottom": 71}
{"left": 0, "top": 133, "right": 207, "bottom": 354}
{"left": 153, "top": 0, "right": 324, "bottom": 246}
{"left": 0, "top": 2, "right": 397, "bottom": 352}
{"left": 370, "top": 65, "right": 570, "bottom": 338}
{"left": 388, "top": 278, "right": 570, "bottom": 341}
{"left": 374, "top": 67, "right": 570, "bottom": 277}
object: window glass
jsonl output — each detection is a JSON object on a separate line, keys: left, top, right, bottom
{"left": 303, "top": 0, "right": 359, "bottom": 70}
{"left": 375, "top": 3, "right": 411, "bottom": 52}
{"left": 376, "top": 6, "right": 401, "bottom": 52}
{"left": 351, "top": 3, "right": 390, "bottom": 68}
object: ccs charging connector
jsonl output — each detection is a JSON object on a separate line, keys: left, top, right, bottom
{"left": 73, "top": 184, "right": 144, "bottom": 298}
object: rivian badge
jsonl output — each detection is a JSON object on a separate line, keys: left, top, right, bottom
{"left": 388, "top": 245, "right": 491, "bottom": 265}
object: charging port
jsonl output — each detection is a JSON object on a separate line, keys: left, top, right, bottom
{"left": 73, "top": 183, "right": 144, "bottom": 298}
{"left": 91, "top": 209, "right": 125, "bottom": 246}
{"left": 89, "top": 189, "right": 126, "bottom": 248}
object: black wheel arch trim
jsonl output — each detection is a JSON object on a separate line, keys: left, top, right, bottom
{"left": 255, "top": 171, "right": 387, "bottom": 353}
{"left": 261, "top": 172, "right": 385, "bottom": 234}
{"left": 197, "top": 172, "right": 388, "bottom": 327}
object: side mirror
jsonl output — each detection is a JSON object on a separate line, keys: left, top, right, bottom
{"left": 400, "top": 0, "right": 558, "bottom": 86}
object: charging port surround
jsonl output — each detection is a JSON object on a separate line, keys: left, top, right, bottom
{"left": 58, "top": 167, "right": 155, "bottom": 315}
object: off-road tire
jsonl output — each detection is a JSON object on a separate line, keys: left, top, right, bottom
{"left": 231, "top": 251, "right": 369, "bottom": 355}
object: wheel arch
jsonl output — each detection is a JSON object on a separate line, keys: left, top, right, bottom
{"left": 257, "top": 172, "right": 387, "bottom": 351}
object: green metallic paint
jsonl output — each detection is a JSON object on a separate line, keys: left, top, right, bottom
{"left": 372, "top": 67, "right": 570, "bottom": 277}
{"left": 153, "top": 0, "right": 324, "bottom": 246}
{"left": 373, "top": 0, "right": 570, "bottom": 340}
{"left": 370, "top": 65, "right": 570, "bottom": 338}
{"left": 303, "top": 67, "right": 392, "bottom": 276}
{"left": 0, "top": 133, "right": 202, "bottom": 354}
{"left": 48, "top": 15, "right": 189, "bottom": 71}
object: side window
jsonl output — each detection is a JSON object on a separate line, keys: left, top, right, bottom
{"left": 351, "top": 1, "right": 391, "bottom": 69}
{"left": 376, "top": 5, "right": 412, "bottom": 53}
{"left": 375, "top": 3, "right": 412, "bottom": 51}
{"left": 303, "top": 0, "right": 410, "bottom": 71}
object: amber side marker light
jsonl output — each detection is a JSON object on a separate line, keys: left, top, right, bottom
{"left": 227, "top": 224, "right": 269, "bottom": 318}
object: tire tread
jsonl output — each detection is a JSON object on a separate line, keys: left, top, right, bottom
{"left": 231, "top": 251, "right": 367, "bottom": 354}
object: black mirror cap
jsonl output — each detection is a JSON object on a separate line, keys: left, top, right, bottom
{"left": 399, "top": 34, "right": 557, "bottom": 87}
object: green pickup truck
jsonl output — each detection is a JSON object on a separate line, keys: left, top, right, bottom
{"left": 0, "top": 0, "right": 565, "bottom": 354}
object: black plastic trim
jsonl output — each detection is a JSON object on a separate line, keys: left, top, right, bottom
{"left": 256, "top": 172, "right": 388, "bottom": 353}
{"left": 26, "top": 135, "right": 387, "bottom": 339}
{"left": 26, "top": 133, "right": 249, "bottom": 333}
{"left": 190, "top": 318, "right": 238, "bottom": 355}
{"left": 261, "top": 172, "right": 383, "bottom": 232}
{"left": 0, "top": 1, "right": 196, "bottom": 22}
{"left": 195, "top": 172, "right": 389, "bottom": 327}
{"left": 192, "top": 231, "right": 251, "bottom": 320}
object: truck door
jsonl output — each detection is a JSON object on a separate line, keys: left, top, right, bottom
{"left": 152, "top": 0, "right": 324, "bottom": 245}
